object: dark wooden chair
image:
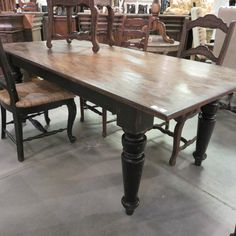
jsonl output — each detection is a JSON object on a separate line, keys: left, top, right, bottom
{"left": 154, "top": 14, "right": 236, "bottom": 166}
{"left": 120, "top": 16, "right": 151, "bottom": 51}
{"left": 0, "top": 40, "right": 77, "bottom": 162}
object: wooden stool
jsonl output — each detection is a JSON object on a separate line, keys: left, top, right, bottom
{"left": 46, "top": 0, "right": 100, "bottom": 52}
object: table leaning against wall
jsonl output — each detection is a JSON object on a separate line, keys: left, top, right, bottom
{"left": 4, "top": 40, "right": 236, "bottom": 215}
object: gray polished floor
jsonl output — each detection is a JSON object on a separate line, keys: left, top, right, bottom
{"left": 0, "top": 99, "right": 235, "bottom": 236}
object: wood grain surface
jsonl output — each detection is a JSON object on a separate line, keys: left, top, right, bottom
{"left": 4, "top": 40, "right": 236, "bottom": 120}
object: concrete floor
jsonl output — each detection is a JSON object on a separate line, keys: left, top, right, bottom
{"left": 0, "top": 99, "right": 235, "bottom": 236}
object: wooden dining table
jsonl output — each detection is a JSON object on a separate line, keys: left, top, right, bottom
{"left": 3, "top": 40, "right": 236, "bottom": 215}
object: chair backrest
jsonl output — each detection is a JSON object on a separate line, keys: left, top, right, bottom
{"left": 190, "top": 7, "right": 207, "bottom": 48}
{"left": 177, "top": 14, "right": 232, "bottom": 65}
{"left": 213, "top": 7, "right": 236, "bottom": 69}
{"left": 0, "top": 41, "right": 19, "bottom": 105}
{"left": 120, "top": 16, "right": 150, "bottom": 51}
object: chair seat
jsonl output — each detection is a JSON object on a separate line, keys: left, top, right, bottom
{"left": 0, "top": 79, "right": 75, "bottom": 108}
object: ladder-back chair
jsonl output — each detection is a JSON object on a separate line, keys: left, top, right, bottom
{"left": 154, "top": 14, "right": 236, "bottom": 166}
{"left": 0, "top": 41, "right": 77, "bottom": 162}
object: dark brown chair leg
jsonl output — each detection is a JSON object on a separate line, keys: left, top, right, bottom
{"left": 89, "top": 4, "right": 99, "bottom": 53}
{"left": 46, "top": 1, "right": 53, "bottom": 48}
{"left": 80, "top": 98, "right": 85, "bottom": 122}
{"left": 102, "top": 108, "right": 107, "bottom": 137}
{"left": 165, "top": 121, "right": 169, "bottom": 130}
{"left": 66, "top": 6, "right": 72, "bottom": 44}
{"left": 13, "top": 112, "right": 24, "bottom": 162}
{"left": 66, "top": 99, "right": 76, "bottom": 143}
{"left": 44, "top": 111, "right": 50, "bottom": 125}
{"left": 169, "top": 117, "right": 186, "bottom": 166}
{"left": 1, "top": 105, "right": 6, "bottom": 139}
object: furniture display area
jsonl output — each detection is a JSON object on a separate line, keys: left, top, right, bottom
{"left": 4, "top": 40, "right": 236, "bottom": 215}
{"left": 0, "top": 12, "right": 45, "bottom": 44}
{"left": 77, "top": 13, "right": 188, "bottom": 44}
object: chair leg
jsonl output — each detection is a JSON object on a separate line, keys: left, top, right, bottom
{"left": 13, "top": 112, "right": 24, "bottom": 162}
{"left": 169, "top": 118, "right": 186, "bottom": 166}
{"left": 80, "top": 98, "right": 85, "bottom": 122}
{"left": 165, "top": 121, "right": 169, "bottom": 130}
{"left": 102, "top": 108, "right": 107, "bottom": 137}
{"left": 46, "top": 1, "right": 53, "bottom": 48}
{"left": 66, "top": 6, "right": 72, "bottom": 44}
{"left": 44, "top": 110, "right": 50, "bottom": 125}
{"left": 1, "top": 105, "right": 6, "bottom": 139}
{"left": 228, "top": 93, "right": 234, "bottom": 111}
{"left": 66, "top": 99, "right": 76, "bottom": 143}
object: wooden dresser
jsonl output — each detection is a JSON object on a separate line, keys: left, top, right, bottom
{"left": 0, "top": 13, "right": 24, "bottom": 43}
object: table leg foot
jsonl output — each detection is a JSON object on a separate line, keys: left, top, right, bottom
{"left": 121, "top": 196, "right": 139, "bottom": 215}
{"left": 121, "top": 132, "right": 146, "bottom": 215}
{"left": 193, "top": 152, "right": 207, "bottom": 166}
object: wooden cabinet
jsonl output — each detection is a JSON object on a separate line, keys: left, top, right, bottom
{"left": 23, "top": 12, "right": 44, "bottom": 41}
{"left": 0, "top": 14, "right": 24, "bottom": 43}
{"left": 42, "top": 15, "right": 78, "bottom": 40}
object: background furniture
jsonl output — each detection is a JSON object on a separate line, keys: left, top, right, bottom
{"left": 213, "top": 6, "right": 236, "bottom": 112}
{"left": 0, "top": 40, "right": 76, "bottom": 162}
{"left": 146, "top": 34, "right": 179, "bottom": 54}
{"left": 0, "top": 14, "right": 24, "bottom": 43}
{"left": 77, "top": 13, "right": 189, "bottom": 45}
{"left": 120, "top": 16, "right": 150, "bottom": 50}
{"left": 23, "top": 12, "right": 44, "bottom": 41}
{"left": 46, "top": 0, "right": 100, "bottom": 52}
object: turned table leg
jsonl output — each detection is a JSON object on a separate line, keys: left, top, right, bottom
{"left": 193, "top": 101, "right": 218, "bottom": 166}
{"left": 121, "top": 132, "right": 146, "bottom": 215}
